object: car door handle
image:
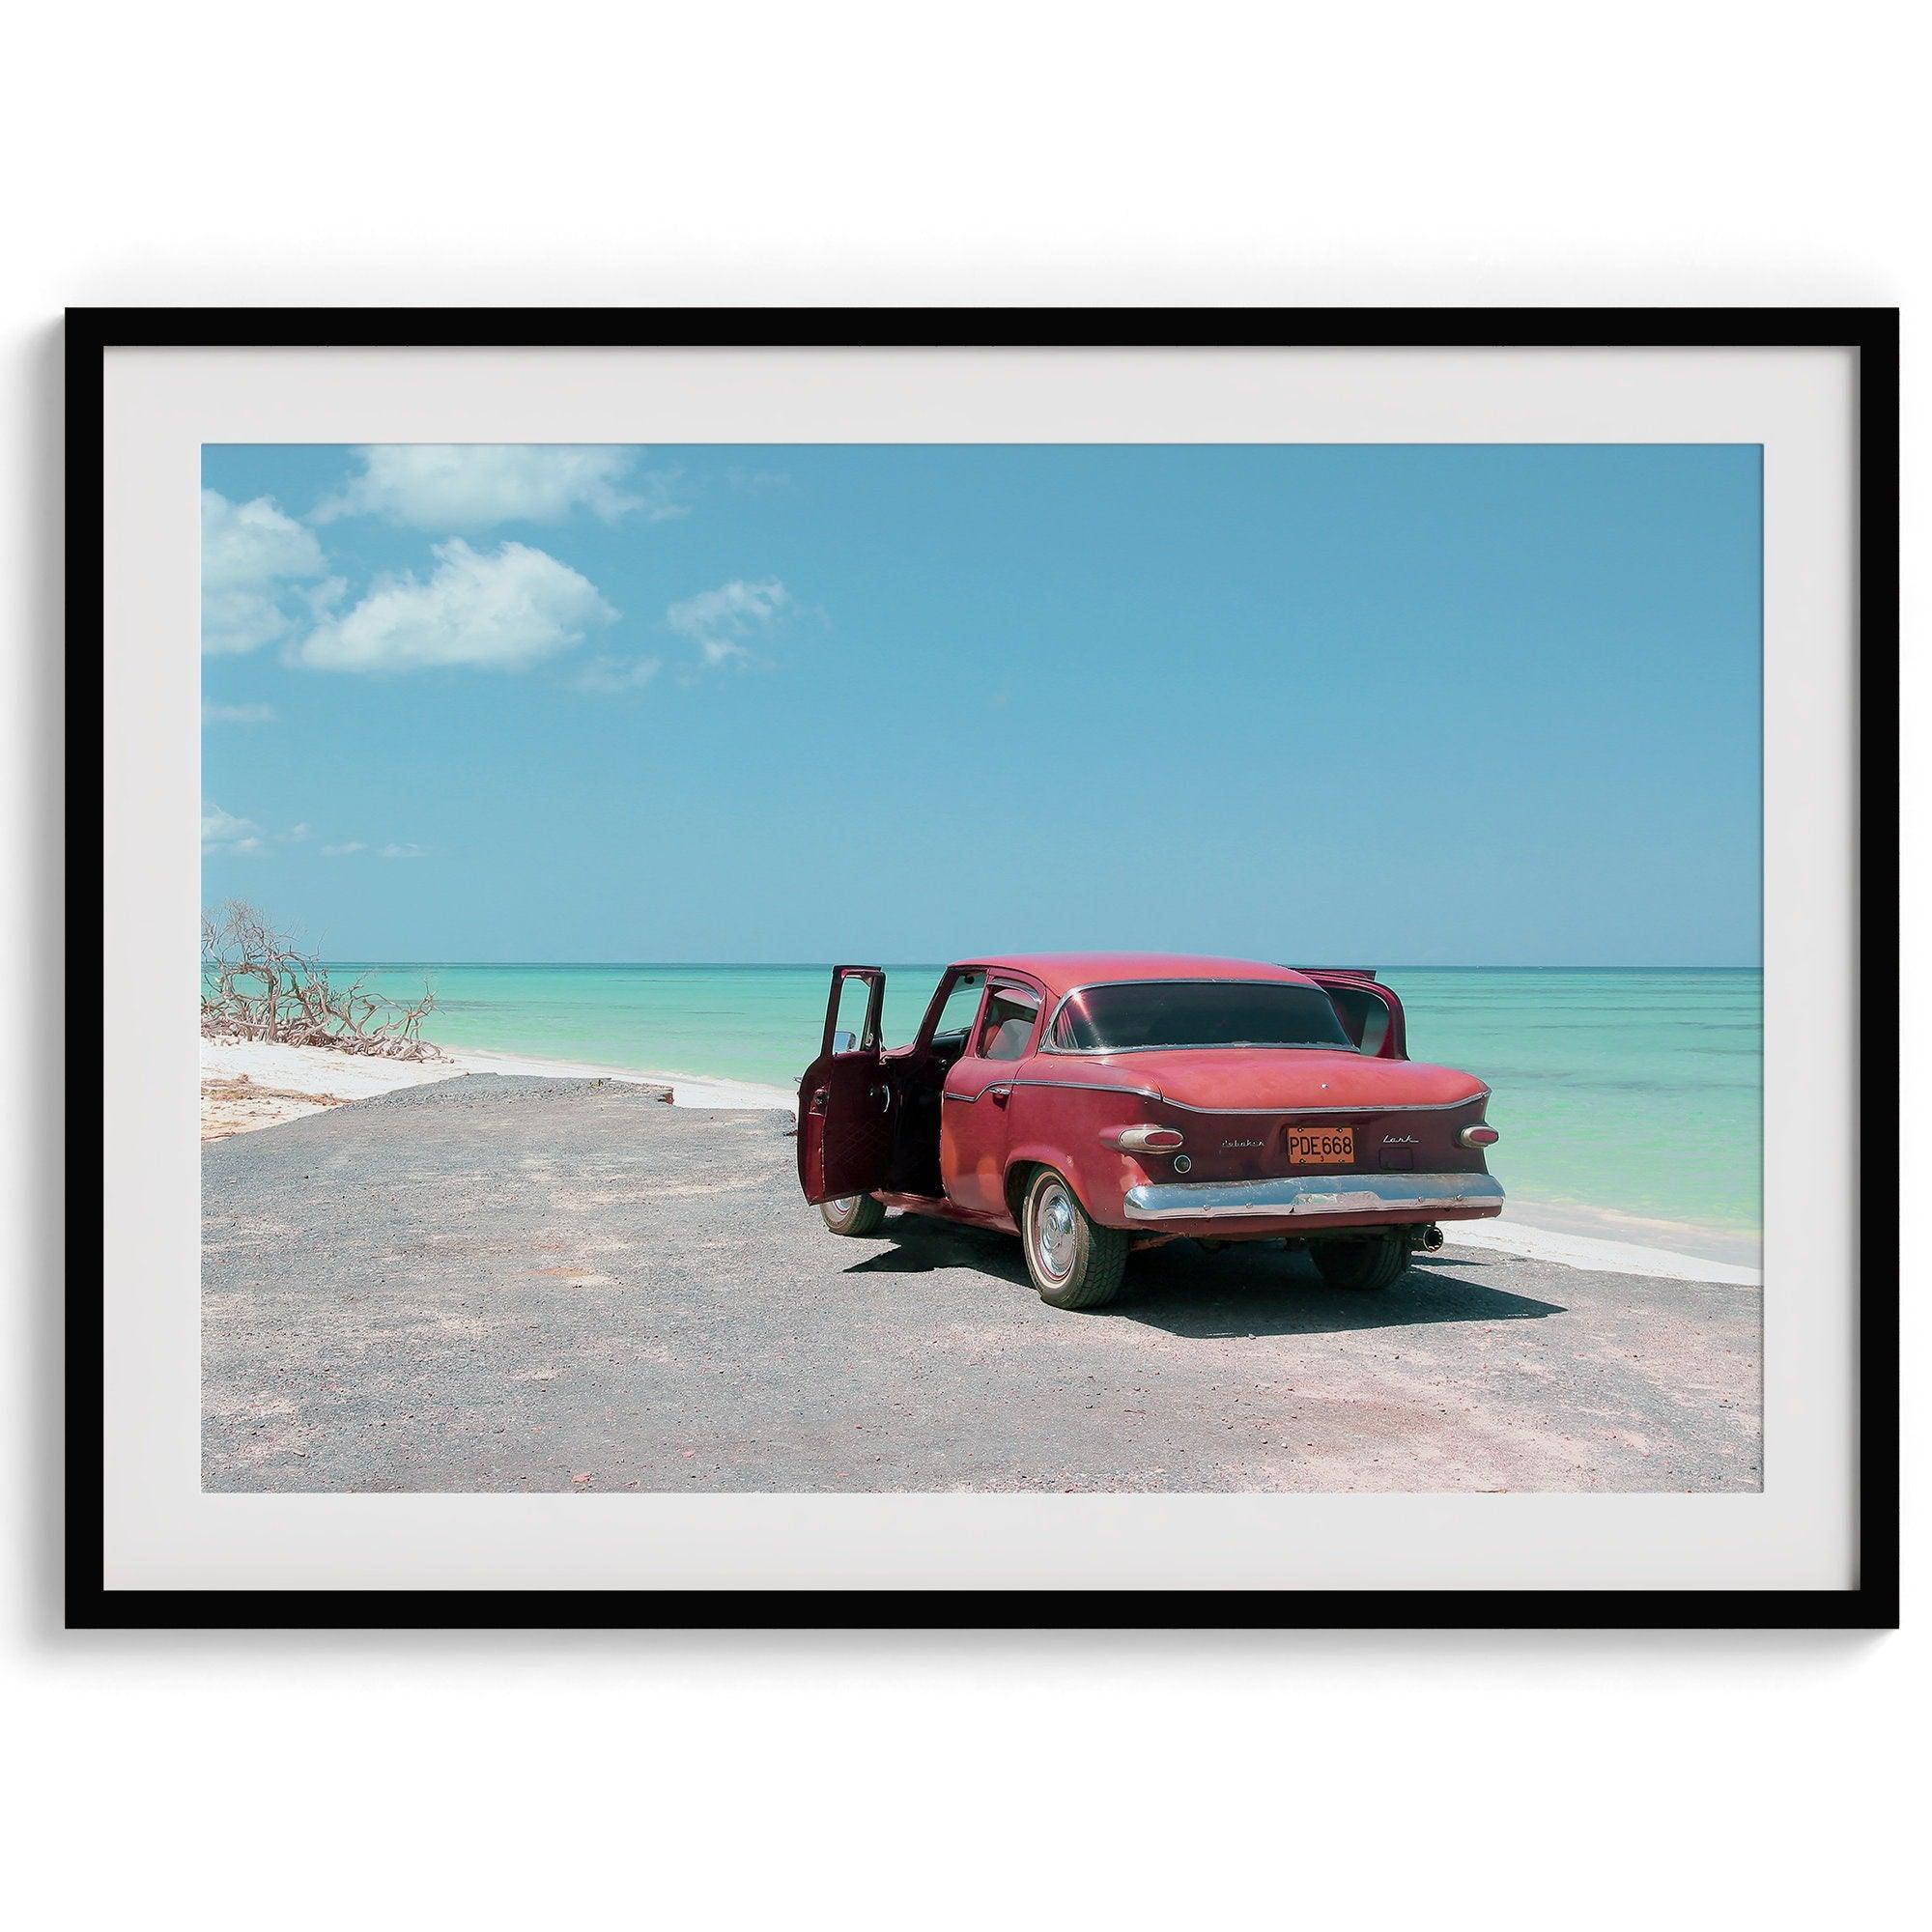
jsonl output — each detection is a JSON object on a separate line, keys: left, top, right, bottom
{"left": 988, "top": 1085, "right": 1010, "bottom": 1105}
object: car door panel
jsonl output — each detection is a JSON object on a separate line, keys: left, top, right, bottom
{"left": 1301, "top": 969, "right": 1406, "bottom": 1060}
{"left": 941, "top": 978, "right": 1042, "bottom": 1218}
{"left": 940, "top": 1061, "right": 1014, "bottom": 1215}
{"left": 797, "top": 966, "right": 894, "bottom": 1203}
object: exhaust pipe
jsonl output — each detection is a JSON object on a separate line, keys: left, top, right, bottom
{"left": 1413, "top": 1225, "right": 1444, "bottom": 1253}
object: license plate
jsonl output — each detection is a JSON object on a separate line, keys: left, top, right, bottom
{"left": 1285, "top": 1125, "right": 1354, "bottom": 1165}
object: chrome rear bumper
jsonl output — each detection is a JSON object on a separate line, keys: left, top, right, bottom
{"left": 1122, "top": 1172, "right": 1506, "bottom": 1224}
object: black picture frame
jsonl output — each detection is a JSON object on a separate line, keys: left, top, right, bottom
{"left": 69, "top": 306, "right": 1899, "bottom": 1632}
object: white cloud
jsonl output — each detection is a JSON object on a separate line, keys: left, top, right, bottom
{"left": 667, "top": 579, "right": 790, "bottom": 669}
{"left": 668, "top": 579, "right": 789, "bottom": 638}
{"left": 202, "top": 804, "right": 263, "bottom": 854}
{"left": 293, "top": 540, "right": 616, "bottom": 673}
{"left": 201, "top": 804, "right": 257, "bottom": 842}
{"left": 201, "top": 492, "right": 329, "bottom": 655}
{"left": 204, "top": 806, "right": 345, "bottom": 855}
{"left": 203, "top": 492, "right": 326, "bottom": 588}
{"left": 321, "top": 839, "right": 425, "bottom": 858}
{"left": 202, "top": 701, "right": 277, "bottom": 725}
{"left": 313, "top": 446, "right": 680, "bottom": 529}
{"left": 572, "top": 654, "right": 664, "bottom": 695}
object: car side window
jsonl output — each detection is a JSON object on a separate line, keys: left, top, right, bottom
{"left": 975, "top": 985, "right": 1040, "bottom": 1062}
{"left": 927, "top": 971, "right": 986, "bottom": 1046}
{"left": 828, "top": 971, "right": 880, "bottom": 1053}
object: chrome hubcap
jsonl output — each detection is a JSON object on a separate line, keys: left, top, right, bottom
{"left": 1033, "top": 1181, "right": 1077, "bottom": 1282}
{"left": 828, "top": 1197, "right": 856, "bottom": 1216}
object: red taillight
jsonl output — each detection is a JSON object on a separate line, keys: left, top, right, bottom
{"left": 1458, "top": 1124, "right": 1500, "bottom": 1148}
{"left": 1103, "top": 1124, "right": 1185, "bottom": 1152}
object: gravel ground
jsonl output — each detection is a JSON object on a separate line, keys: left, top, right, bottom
{"left": 202, "top": 1075, "right": 1763, "bottom": 1493}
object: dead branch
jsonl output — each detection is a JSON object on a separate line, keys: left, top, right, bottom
{"left": 200, "top": 899, "right": 444, "bottom": 1061}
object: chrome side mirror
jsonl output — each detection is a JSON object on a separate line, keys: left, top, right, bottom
{"left": 831, "top": 1029, "right": 858, "bottom": 1055}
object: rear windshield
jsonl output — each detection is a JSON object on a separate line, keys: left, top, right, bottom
{"left": 1053, "top": 980, "right": 1350, "bottom": 1052}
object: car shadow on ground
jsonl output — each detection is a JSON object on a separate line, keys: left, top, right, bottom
{"left": 842, "top": 1213, "right": 1566, "bottom": 1339}
{"left": 841, "top": 1215, "right": 1036, "bottom": 1290}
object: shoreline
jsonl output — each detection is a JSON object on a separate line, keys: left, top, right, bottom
{"left": 200, "top": 1033, "right": 798, "bottom": 1121}
{"left": 200, "top": 1036, "right": 1759, "bottom": 1287}
{"left": 1447, "top": 1213, "right": 1757, "bottom": 1288}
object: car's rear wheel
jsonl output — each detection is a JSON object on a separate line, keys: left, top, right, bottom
{"left": 1021, "top": 1168, "right": 1127, "bottom": 1310}
{"left": 1311, "top": 1231, "right": 1411, "bottom": 1293}
{"left": 821, "top": 1193, "right": 886, "bottom": 1236}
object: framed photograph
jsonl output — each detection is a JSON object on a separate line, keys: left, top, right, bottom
{"left": 73, "top": 308, "right": 1896, "bottom": 1629}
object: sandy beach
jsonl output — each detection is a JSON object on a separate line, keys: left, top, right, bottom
{"left": 201, "top": 1036, "right": 1758, "bottom": 1286}
{"left": 200, "top": 1034, "right": 797, "bottom": 1140}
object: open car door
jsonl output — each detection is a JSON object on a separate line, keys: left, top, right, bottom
{"left": 797, "top": 966, "right": 895, "bottom": 1204}
{"left": 1299, "top": 967, "right": 1407, "bottom": 1060}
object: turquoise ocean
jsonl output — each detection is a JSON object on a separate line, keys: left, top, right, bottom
{"left": 327, "top": 963, "right": 1761, "bottom": 1259}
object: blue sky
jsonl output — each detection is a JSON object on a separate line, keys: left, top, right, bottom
{"left": 201, "top": 442, "right": 1761, "bottom": 965}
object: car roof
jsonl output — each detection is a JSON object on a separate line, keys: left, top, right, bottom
{"left": 956, "top": 953, "right": 1319, "bottom": 1001}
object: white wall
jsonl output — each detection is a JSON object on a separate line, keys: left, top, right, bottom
{"left": 5, "top": 5, "right": 1917, "bottom": 1923}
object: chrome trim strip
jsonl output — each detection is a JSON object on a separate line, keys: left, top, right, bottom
{"left": 1122, "top": 1173, "right": 1506, "bottom": 1223}
{"left": 1009, "top": 1076, "right": 1164, "bottom": 1102}
{"left": 1004, "top": 1077, "right": 1488, "bottom": 1116}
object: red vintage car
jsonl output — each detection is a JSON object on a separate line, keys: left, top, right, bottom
{"left": 797, "top": 953, "right": 1503, "bottom": 1309}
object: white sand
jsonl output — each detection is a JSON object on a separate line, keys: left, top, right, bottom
{"left": 199, "top": 1036, "right": 798, "bottom": 1127}
{"left": 1446, "top": 1215, "right": 1758, "bottom": 1287}
{"left": 200, "top": 1037, "right": 1755, "bottom": 1285}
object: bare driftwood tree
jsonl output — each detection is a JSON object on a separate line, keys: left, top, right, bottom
{"left": 200, "top": 900, "right": 441, "bottom": 1060}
